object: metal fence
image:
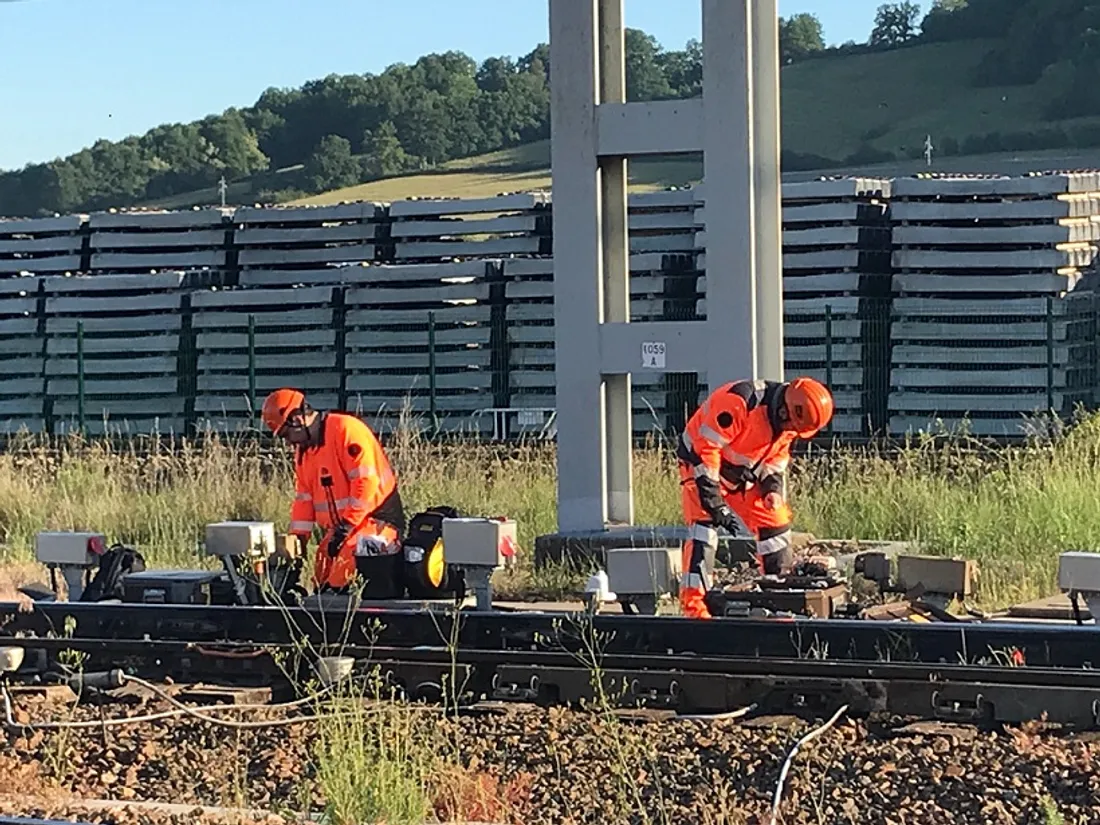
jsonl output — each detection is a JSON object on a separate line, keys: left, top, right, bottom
{"left": 3, "top": 174, "right": 1100, "bottom": 444}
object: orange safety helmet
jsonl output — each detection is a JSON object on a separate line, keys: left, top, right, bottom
{"left": 261, "top": 388, "right": 306, "bottom": 434}
{"left": 784, "top": 377, "right": 834, "bottom": 437}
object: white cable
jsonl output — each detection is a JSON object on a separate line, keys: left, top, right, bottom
{"left": 769, "top": 704, "right": 848, "bottom": 825}
{"left": 675, "top": 703, "right": 757, "bottom": 721}
{"left": 0, "top": 675, "right": 389, "bottom": 733}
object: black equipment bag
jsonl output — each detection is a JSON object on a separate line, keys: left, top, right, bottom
{"left": 81, "top": 543, "right": 146, "bottom": 602}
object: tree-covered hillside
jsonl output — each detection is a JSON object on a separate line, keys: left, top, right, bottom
{"left": 5, "top": 0, "right": 1100, "bottom": 218}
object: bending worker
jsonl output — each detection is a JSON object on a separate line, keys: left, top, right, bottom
{"left": 261, "top": 388, "right": 407, "bottom": 594}
{"left": 676, "top": 377, "right": 834, "bottom": 619}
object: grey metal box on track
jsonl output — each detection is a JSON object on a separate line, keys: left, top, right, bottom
{"left": 205, "top": 521, "right": 276, "bottom": 558}
{"left": 606, "top": 547, "right": 681, "bottom": 596}
{"left": 1058, "top": 552, "right": 1100, "bottom": 593}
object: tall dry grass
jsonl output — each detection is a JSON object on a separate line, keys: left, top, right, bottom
{"left": 2, "top": 411, "right": 1100, "bottom": 606}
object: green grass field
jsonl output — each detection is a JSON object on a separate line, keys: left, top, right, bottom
{"left": 133, "top": 39, "right": 1100, "bottom": 211}
{"left": 3, "top": 412, "right": 1100, "bottom": 610}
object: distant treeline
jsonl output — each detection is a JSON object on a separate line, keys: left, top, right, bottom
{"left": 3, "top": 1, "right": 1100, "bottom": 218}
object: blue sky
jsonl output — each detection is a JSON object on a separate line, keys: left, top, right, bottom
{"left": 0, "top": 0, "right": 892, "bottom": 171}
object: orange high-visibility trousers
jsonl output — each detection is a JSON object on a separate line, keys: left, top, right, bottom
{"left": 679, "top": 465, "right": 795, "bottom": 618}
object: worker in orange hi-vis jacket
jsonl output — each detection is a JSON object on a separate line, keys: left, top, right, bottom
{"left": 676, "top": 377, "right": 834, "bottom": 619}
{"left": 261, "top": 388, "right": 407, "bottom": 593}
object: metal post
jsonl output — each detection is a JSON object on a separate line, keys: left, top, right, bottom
{"left": 548, "top": 0, "right": 778, "bottom": 535}
{"left": 428, "top": 310, "right": 439, "bottom": 435}
{"left": 703, "top": 0, "right": 757, "bottom": 390}
{"left": 1047, "top": 296, "right": 1055, "bottom": 414}
{"left": 599, "top": 0, "right": 634, "bottom": 525}
{"left": 824, "top": 304, "right": 833, "bottom": 433}
{"left": 247, "top": 314, "right": 256, "bottom": 426}
{"left": 751, "top": 0, "right": 785, "bottom": 381}
{"left": 76, "top": 319, "right": 85, "bottom": 435}
{"left": 551, "top": 0, "right": 608, "bottom": 531}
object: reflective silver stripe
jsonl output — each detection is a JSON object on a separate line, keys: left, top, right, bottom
{"left": 698, "top": 424, "right": 729, "bottom": 447}
{"left": 289, "top": 520, "right": 314, "bottom": 532}
{"left": 758, "top": 531, "right": 791, "bottom": 557}
{"left": 336, "top": 497, "right": 366, "bottom": 510}
{"left": 680, "top": 572, "right": 706, "bottom": 590}
{"left": 347, "top": 466, "right": 377, "bottom": 481}
{"left": 294, "top": 492, "right": 312, "bottom": 502}
{"left": 314, "top": 501, "right": 329, "bottom": 512}
{"left": 693, "top": 463, "right": 719, "bottom": 482}
{"left": 673, "top": 572, "right": 708, "bottom": 589}
{"left": 720, "top": 446, "right": 755, "bottom": 467}
{"left": 760, "top": 457, "right": 789, "bottom": 476}
{"left": 690, "top": 523, "right": 718, "bottom": 545}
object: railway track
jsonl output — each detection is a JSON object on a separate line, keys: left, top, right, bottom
{"left": 4, "top": 600, "right": 1100, "bottom": 728}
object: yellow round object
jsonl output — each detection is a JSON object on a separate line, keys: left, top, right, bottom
{"left": 426, "top": 538, "right": 446, "bottom": 588}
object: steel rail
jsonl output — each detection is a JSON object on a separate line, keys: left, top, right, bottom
{"left": 13, "top": 636, "right": 1100, "bottom": 690}
{"left": 3, "top": 600, "right": 1099, "bottom": 669}
{"left": 8, "top": 632, "right": 1100, "bottom": 727}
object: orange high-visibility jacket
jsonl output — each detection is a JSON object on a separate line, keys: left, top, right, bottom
{"left": 288, "top": 412, "right": 406, "bottom": 552}
{"left": 677, "top": 379, "right": 795, "bottom": 526}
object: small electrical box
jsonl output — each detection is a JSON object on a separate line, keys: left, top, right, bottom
{"left": 606, "top": 547, "right": 681, "bottom": 596}
{"left": 205, "top": 521, "right": 276, "bottom": 558}
{"left": 35, "top": 532, "right": 105, "bottom": 567}
{"left": 122, "top": 570, "right": 224, "bottom": 605}
{"left": 1058, "top": 552, "right": 1100, "bottom": 593}
{"left": 441, "top": 517, "right": 516, "bottom": 568}
{"left": 896, "top": 555, "right": 976, "bottom": 597}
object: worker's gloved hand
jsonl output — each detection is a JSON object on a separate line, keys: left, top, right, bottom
{"left": 763, "top": 492, "right": 784, "bottom": 511}
{"left": 326, "top": 522, "right": 351, "bottom": 559}
{"left": 714, "top": 505, "right": 747, "bottom": 537}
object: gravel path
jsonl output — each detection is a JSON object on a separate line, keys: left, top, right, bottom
{"left": 1, "top": 687, "right": 1098, "bottom": 825}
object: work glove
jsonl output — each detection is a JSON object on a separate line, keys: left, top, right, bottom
{"left": 713, "top": 505, "right": 748, "bottom": 537}
{"left": 326, "top": 522, "right": 351, "bottom": 559}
